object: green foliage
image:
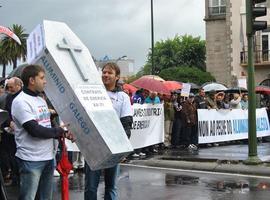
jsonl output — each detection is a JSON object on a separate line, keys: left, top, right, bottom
{"left": 1, "top": 24, "right": 28, "bottom": 70}
{"left": 159, "top": 66, "right": 215, "bottom": 85}
{"left": 145, "top": 34, "right": 206, "bottom": 74}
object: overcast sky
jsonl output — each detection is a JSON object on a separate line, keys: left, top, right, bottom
{"left": 0, "top": 0, "right": 205, "bottom": 71}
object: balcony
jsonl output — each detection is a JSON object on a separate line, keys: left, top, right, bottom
{"left": 240, "top": 50, "right": 270, "bottom": 67}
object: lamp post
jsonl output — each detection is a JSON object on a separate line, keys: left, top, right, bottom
{"left": 243, "top": 0, "right": 266, "bottom": 165}
{"left": 151, "top": 0, "right": 155, "bottom": 75}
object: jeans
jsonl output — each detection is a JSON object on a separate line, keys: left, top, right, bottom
{"left": 16, "top": 157, "right": 54, "bottom": 200}
{"left": 84, "top": 163, "right": 119, "bottom": 200}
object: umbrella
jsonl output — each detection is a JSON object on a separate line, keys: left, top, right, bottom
{"left": 57, "top": 137, "right": 73, "bottom": 200}
{"left": 8, "top": 64, "right": 27, "bottom": 78}
{"left": 163, "top": 81, "right": 182, "bottom": 91}
{"left": 256, "top": 86, "right": 270, "bottom": 95}
{"left": 122, "top": 83, "right": 138, "bottom": 94}
{"left": 130, "top": 75, "right": 170, "bottom": 95}
{"left": 187, "top": 82, "right": 200, "bottom": 90}
{"left": 225, "top": 87, "right": 248, "bottom": 93}
{"left": 202, "top": 82, "right": 227, "bottom": 92}
{"left": 143, "top": 75, "right": 165, "bottom": 82}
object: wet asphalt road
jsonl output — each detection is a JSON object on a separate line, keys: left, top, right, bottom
{"left": 5, "top": 164, "right": 270, "bottom": 200}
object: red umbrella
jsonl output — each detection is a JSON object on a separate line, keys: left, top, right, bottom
{"left": 122, "top": 83, "right": 138, "bottom": 94}
{"left": 163, "top": 81, "right": 182, "bottom": 91}
{"left": 130, "top": 75, "right": 170, "bottom": 95}
{"left": 57, "top": 137, "right": 73, "bottom": 200}
{"left": 256, "top": 86, "right": 270, "bottom": 95}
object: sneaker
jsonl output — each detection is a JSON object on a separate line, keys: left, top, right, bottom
{"left": 54, "top": 170, "right": 60, "bottom": 177}
{"left": 132, "top": 153, "right": 140, "bottom": 158}
{"left": 152, "top": 149, "right": 158, "bottom": 153}
{"left": 139, "top": 152, "right": 146, "bottom": 156}
{"left": 206, "top": 143, "right": 212, "bottom": 147}
{"left": 191, "top": 144, "right": 198, "bottom": 150}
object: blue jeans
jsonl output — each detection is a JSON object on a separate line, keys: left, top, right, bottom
{"left": 84, "top": 163, "right": 119, "bottom": 200}
{"left": 16, "top": 157, "right": 54, "bottom": 200}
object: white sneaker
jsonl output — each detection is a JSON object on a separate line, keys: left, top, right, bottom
{"left": 139, "top": 152, "right": 146, "bottom": 156}
{"left": 54, "top": 170, "right": 60, "bottom": 177}
{"left": 191, "top": 144, "right": 198, "bottom": 150}
{"left": 132, "top": 153, "right": 140, "bottom": 158}
{"left": 152, "top": 149, "right": 158, "bottom": 153}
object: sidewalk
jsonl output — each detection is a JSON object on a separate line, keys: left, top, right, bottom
{"left": 126, "top": 142, "right": 270, "bottom": 177}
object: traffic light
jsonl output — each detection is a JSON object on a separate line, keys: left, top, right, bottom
{"left": 252, "top": 0, "right": 267, "bottom": 32}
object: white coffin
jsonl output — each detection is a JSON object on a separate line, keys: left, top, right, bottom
{"left": 26, "top": 20, "right": 133, "bottom": 170}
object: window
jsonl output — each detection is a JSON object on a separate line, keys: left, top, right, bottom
{"left": 262, "top": 30, "right": 270, "bottom": 61}
{"left": 209, "top": 0, "right": 226, "bottom": 15}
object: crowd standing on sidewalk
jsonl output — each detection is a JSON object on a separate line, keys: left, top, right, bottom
{"left": 0, "top": 61, "right": 270, "bottom": 200}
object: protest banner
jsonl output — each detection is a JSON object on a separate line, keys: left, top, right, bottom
{"left": 181, "top": 83, "right": 191, "bottom": 97}
{"left": 198, "top": 108, "right": 270, "bottom": 143}
{"left": 130, "top": 103, "right": 164, "bottom": 149}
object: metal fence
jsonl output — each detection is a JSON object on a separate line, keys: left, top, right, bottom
{"left": 240, "top": 50, "right": 270, "bottom": 64}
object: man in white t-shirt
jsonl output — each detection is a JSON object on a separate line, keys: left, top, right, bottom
{"left": 12, "top": 64, "right": 72, "bottom": 200}
{"left": 84, "top": 62, "right": 133, "bottom": 200}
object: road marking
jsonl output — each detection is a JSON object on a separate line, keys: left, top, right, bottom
{"left": 121, "top": 163, "right": 270, "bottom": 179}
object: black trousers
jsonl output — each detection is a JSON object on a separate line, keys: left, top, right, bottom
{"left": 171, "top": 118, "right": 183, "bottom": 146}
{"left": 182, "top": 124, "right": 198, "bottom": 145}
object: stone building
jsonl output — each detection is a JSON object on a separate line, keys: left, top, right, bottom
{"left": 205, "top": 0, "right": 270, "bottom": 87}
{"left": 95, "top": 56, "right": 135, "bottom": 81}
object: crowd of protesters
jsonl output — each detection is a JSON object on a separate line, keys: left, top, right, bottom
{"left": 122, "top": 85, "right": 270, "bottom": 155}
{"left": 1, "top": 68, "right": 270, "bottom": 199}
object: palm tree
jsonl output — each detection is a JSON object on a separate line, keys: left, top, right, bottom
{"left": 1, "top": 24, "right": 28, "bottom": 70}
{"left": 0, "top": 41, "right": 10, "bottom": 77}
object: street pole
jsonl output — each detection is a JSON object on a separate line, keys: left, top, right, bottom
{"left": 151, "top": 0, "right": 155, "bottom": 75}
{"left": 243, "top": 0, "right": 262, "bottom": 165}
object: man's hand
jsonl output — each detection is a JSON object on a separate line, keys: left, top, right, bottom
{"left": 64, "top": 130, "right": 76, "bottom": 142}
{"left": 9, "top": 121, "right": 15, "bottom": 131}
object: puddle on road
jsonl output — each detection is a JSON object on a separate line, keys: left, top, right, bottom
{"left": 207, "top": 180, "right": 270, "bottom": 194}
{"left": 165, "top": 174, "right": 200, "bottom": 185}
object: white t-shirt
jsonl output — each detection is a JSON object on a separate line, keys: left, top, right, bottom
{"left": 107, "top": 91, "right": 132, "bottom": 118}
{"left": 12, "top": 91, "right": 54, "bottom": 161}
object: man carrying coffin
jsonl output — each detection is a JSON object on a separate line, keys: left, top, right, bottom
{"left": 84, "top": 62, "right": 133, "bottom": 200}
{"left": 11, "top": 64, "right": 73, "bottom": 200}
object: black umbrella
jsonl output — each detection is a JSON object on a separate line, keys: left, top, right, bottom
{"left": 187, "top": 82, "right": 200, "bottom": 90}
{"left": 225, "top": 87, "right": 248, "bottom": 94}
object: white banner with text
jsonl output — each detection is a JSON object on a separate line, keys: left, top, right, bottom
{"left": 198, "top": 108, "right": 270, "bottom": 144}
{"left": 130, "top": 103, "right": 164, "bottom": 149}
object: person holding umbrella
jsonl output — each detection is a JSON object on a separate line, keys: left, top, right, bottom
{"left": 84, "top": 62, "right": 133, "bottom": 200}
{"left": 11, "top": 65, "right": 73, "bottom": 200}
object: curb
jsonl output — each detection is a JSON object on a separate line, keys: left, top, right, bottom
{"left": 127, "top": 158, "right": 270, "bottom": 177}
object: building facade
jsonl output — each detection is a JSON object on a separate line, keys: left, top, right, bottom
{"left": 95, "top": 56, "right": 135, "bottom": 81}
{"left": 205, "top": 0, "right": 270, "bottom": 87}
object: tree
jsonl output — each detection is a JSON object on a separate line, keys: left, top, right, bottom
{"left": 144, "top": 34, "right": 206, "bottom": 74}
{"left": 159, "top": 66, "right": 215, "bottom": 85}
{"left": 0, "top": 41, "right": 10, "bottom": 77}
{"left": 1, "top": 24, "right": 28, "bottom": 70}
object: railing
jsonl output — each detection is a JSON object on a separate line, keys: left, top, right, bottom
{"left": 240, "top": 50, "right": 270, "bottom": 64}
{"left": 208, "top": 6, "right": 226, "bottom": 16}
